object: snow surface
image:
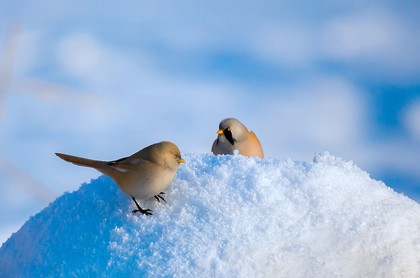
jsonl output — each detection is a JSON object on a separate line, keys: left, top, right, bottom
{"left": 1, "top": 152, "right": 420, "bottom": 277}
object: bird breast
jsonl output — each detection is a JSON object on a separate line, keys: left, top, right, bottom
{"left": 117, "top": 163, "right": 177, "bottom": 200}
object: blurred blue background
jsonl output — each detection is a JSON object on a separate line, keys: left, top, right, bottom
{"left": 1, "top": 0, "right": 419, "bottom": 243}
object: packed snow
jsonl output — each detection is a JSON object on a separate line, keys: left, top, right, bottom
{"left": 1, "top": 152, "right": 420, "bottom": 277}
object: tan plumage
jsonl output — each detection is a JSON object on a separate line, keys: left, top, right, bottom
{"left": 56, "top": 141, "right": 185, "bottom": 215}
{"left": 211, "top": 118, "right": 264, "bottom": 159}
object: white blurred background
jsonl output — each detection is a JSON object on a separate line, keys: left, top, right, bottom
{"left": 1, "top": 0, "right": 419, "bottom": 243}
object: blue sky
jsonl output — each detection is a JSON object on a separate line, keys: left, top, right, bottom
{"left": 0, "top": 0, "right": 419, "bottom": 241}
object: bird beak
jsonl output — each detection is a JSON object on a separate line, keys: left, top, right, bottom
{"left": 217, "top": 129, "right": 224, "bottom": 135}
{"left": 179, "top": 158, "right": 186, "bottom": 164}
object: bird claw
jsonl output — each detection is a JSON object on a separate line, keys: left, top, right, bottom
{"left": 154, "top": 193, "right": 167, "bottom": 203}
{"left": 132, "top": 208, "right": 153, "bottom": 216}
{"left": 131, "top": 197, "right": 153, "bottom": 215}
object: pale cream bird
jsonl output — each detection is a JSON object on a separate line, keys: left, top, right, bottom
{"left": 211, "top": 118, "right": 264, "bottom": 159}
{"left": 56, "top": 141, "right": 185, "bottom": 215}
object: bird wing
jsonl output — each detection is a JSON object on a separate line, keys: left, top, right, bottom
{"left": 239, "top": 131, "right": 264, "bottom": 159}
{"left": 107, "top": 156, "right": 142, "bottom": 173}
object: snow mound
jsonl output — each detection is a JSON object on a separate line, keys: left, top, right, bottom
{"left": 1, "top": 153, "right": 420, "bottom": 277}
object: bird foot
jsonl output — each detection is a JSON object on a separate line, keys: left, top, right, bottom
{"left": 131, "top": 197, "right": 153, "bottom": 215}
{"left": 154, "top": 193, "right": 167, "bottom": 203}
{"left": 132, "top": 208, "right": 153, "bottom": 216}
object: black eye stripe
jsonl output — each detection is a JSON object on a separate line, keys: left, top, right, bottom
{"left": 224, "top": 128, "right": 235, "bottom": 145}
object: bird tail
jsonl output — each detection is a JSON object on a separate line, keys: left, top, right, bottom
{"left": 55, "top": 153, "right": 106, "bottom": 168}
{"left": 55, "top": 153, "right": 126, "bottom": 182}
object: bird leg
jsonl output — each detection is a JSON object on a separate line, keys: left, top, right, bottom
{"left": 131, "top": 197, "right": 153, "bottom": 215}
{"left": 154, "top": 192, "right": 167, "bottom": 203}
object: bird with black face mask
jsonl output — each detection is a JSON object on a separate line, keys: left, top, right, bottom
{"left": 211, "top": 118, "right": 264, "bottom": 159}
